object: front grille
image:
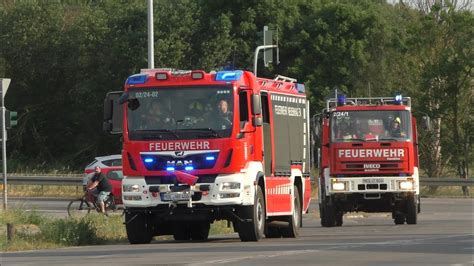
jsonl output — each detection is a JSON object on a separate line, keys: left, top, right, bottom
{"left": 141, "top": 152, "right": 219, "bottom": 171}
{"left": 343, "top": 162, "right": 401, "bottom": 172}
{"left": 145, "top": 174, "right": 218, "bottom": 185}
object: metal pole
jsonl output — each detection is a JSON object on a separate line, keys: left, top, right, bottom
{"left": 253, "top": 45, "right": 277, "bottom": 76}
{"left": 147, "top": 0, "right": 154, "bottom": 69}
{"left": 2, "top": 106, "right": 7, "bottom": 210}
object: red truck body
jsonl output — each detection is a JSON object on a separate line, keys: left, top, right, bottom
{"left": 316, "top": 96, "right": 420, "bottom": 226}
{"left": 104, "top": 69, "right": 312, "bottom": 243}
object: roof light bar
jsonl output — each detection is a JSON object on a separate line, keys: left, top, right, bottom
{"left": 215, "top": 70, "right": 243, "bottom": 81}
{"left": 126, "top": 74, "right": 148, "bottom": 85}
{"left": 337, "top": 94, "right": 346, "bottom": 106}
{"left": 394, "top": 94, "right": 403, "bottom": 105}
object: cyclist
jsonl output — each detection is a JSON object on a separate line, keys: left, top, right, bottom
{"left": 86, "top": 166, "right": 112, "bottom": 214}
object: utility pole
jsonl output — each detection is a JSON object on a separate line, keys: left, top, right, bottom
{"left": 147, "top": 0, "right": 154, "bottom": 69}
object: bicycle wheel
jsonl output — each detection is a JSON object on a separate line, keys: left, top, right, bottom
{"left": 67, "top": 198, "right": 92, "bottom": 218}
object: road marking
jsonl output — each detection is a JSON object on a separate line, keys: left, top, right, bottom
{"left": 191, "top": 249, "right": 320, "bottom": 265}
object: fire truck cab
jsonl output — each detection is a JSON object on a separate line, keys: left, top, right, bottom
{"left": 315, "top": 95, "right": 421, "bottom": 226}
{"left": 103, "top": 69, "right": 312, "bottom": 243}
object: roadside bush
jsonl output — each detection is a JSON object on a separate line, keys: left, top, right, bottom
{"left": 40, "top": 218, "right": 100, "bottom": 246}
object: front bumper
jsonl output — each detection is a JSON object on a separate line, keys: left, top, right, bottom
{"left": 122, "top": 173, "right": 255, "bottom": 208}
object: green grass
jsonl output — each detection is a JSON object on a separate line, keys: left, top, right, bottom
{"left": 1, "top": 209, "right": 127, "bottom": 251}
{"left": 1, "top": 208, "right": 237, "bottom": 252}
{"left": 6, "top": 184, "right": 83, "bottom": 198}
{"left": 420, "top": 186, "right": 473, "bottom": 198}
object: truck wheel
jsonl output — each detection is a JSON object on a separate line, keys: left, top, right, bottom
{"left": 125, "top": 212, "right": 153, "bottom": 244}
{"left": 394, "top": 213, "right": 405, "bottom": 225}
{"left": 265, "top": 226, "right": 282, "bottom": 238}
{"left": 405, "top": 193, "right": 418, "bottom": 225}
{"left": 189, "top": 222, "right": 210, "bottom": 241}
{"left": 281, "top": 186, "right": 301, "bottom": 238}
{"left": 237, "top": 186, "right": 265, "bottom": 241}
{"left": 173, "top": 222, "right": 191, "bottom": 241}
{"left": 321, "top": 203, "right": 336, "bottom": 227}
{"left": 335, "top": 211, "right": 343, "bottom": 226}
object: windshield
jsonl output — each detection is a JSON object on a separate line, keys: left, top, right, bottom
{"left": 331, "top": 110, "right": 411, "bottom": 142}
{"left": 127, "top": 86, "right": 233, "bottom": 140}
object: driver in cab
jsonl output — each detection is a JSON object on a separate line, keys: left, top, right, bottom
{"left": 216, "top": 99, "right": 233, "bottom": 130}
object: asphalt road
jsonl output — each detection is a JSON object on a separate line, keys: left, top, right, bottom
{"left": 2, "top": 198, "right": 473, "bottom": 266}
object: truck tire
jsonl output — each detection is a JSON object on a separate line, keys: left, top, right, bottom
{"left": 173, "top": 222, "right": 191, "bottom": 241}
{"left": 394, "top": 213, "right": 405, "bottom": 225}
{"left": 321, "top": 202, "right": 336, "bottom": 227}
{"left": 265, "top": 226, "right": 282, "bottom": 238}
{"left": 335, "top": 211, "right": 343, "bottom": 226}
{"left": 189, "top": 222, "right": 210, "bottom": 241}
{"left": 405, "top": 193, "right": 418, "bottom": 225}
{"left": 281, "top": 186, "right": 301, "bottom": 238}
{"left": 237, "top": 186, "right": 265, "bottom": 241}
{"left": 125, "top": 212, "right": 153, "bottom": 244}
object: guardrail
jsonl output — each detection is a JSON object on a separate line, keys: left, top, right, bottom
{"left": 1, "top": 175, "right": 473, "bottom": 187}
{"left": 2, "top": 175, "right": 83, "bottom": 186}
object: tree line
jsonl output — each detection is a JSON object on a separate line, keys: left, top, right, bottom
{"left": 0, "top": 0, "right": 472, "bottom": 177}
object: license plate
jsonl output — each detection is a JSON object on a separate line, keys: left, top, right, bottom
{"left": 362, "top": 178, "right": 384, "bottom": 184}
{"left": 162, "top": 192, "right": 191, "bottom": 201}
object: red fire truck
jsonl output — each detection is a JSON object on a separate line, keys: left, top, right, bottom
{"left": 103, "top": 69, "right": 312, "bottom": 243}
{"left": 315, "top": 95, "right": 424, "bottom": 227}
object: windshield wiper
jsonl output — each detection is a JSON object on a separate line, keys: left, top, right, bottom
{"left": 378, "top": 137, "right": 399, "bottom": 141}
{"left": 133, "top": 129, "right": 180, "bottom": 139}
{"left": 177, "top": 128, "right": 222, "bottom": 138}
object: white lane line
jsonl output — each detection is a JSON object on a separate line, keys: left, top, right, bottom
{"left": 190, "top": 249, "right": 320, "bottom": 265}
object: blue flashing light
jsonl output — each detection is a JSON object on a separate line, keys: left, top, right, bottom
{"left": 144, "top": 158, "right": 154, "bottom": 163}
{"left": 166, "top": 166, "right": 175, "bottom": 171}
{"left": 215, "top": 70, "right": 243, "bottom": 81}
{"left": 185, "top": 166, "right": 194, "bottom": 171}
{"left": 337, "top": 94, "right": 346, "bottom": 106}
{"left": 394, "top": 94, "right": 403, "bottom": 105}
{"left": 126, "top": 74, "right": 148, "bottom": 85}
{"left": 205, "top": 156, "right": 215, "bottom": 161}
{"left": 296, "top": 83, "right": 306, "bottom": 93}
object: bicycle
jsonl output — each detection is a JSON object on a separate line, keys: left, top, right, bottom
{"left": 67, "top": 189, "right": 117, "bottom": 218}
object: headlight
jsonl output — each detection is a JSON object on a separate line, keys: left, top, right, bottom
{"left": 123, "top": 184, "right": 140, "bottom": 192}
{"left": 332, "top": 182, "right": 346, "bottom": 191}
{"left": 221, "top": 182, "right": 240, "bottom": 190}
{"left": 399, "top": 180, "right": 414, "bottom": 190}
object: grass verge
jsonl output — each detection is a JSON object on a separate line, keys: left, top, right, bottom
{"left": 1, "top": 209, "right": 236, "bottom": 252}
{"left": 1, "top": 209, "right": 127, "bottom": 251}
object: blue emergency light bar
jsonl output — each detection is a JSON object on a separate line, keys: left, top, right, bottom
{"left": 126, "top": 74, "right": 148, "bottom": 85}
{"left": 144, "top": 158, "right": 154, "bottom": 163}
{"left": 166, "top": 166, "right": 175, "bottom": 171}
{"left": 215, "top": 70, "right": 243, "bottom": 81}
{"left": 337, "top": 94, "right": 346, "bottom": 106}
{"left": 185, "top": 166, "right": 194, "bottom": 171}
{"left": 394, "top": 94, "right": 403, "bottom": 105}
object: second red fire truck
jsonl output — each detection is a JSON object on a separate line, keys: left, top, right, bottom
{"left": 315, "top": 95, "right": 424, "bottom": 227}
{"left": 104, "top": 69, "right": 312, "bottom": 243}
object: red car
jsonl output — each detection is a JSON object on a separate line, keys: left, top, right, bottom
{"left": 83, "top": 154, "right": 123, "bottom": 205}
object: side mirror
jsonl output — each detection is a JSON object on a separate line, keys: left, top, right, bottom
{"left": 311, "top": 114, "right": 321, "bottom": 141}
{"left": 103, "top": 91, "right": 123, "bottom": 134}
{"left": 252, "top": 117, "right": 263, "bottom": 127}
{"left": 103, "top": 98, "right": 113, "bottom": 121}
{"left": 421, "top": 115, "right": 431, "bottom": 131}
{"left": 118, "top": 92, "right": 129, "bottom": 104}
{"left": 251, "top": 94, "right": 261, "bottom": 115}
{"left": 102, "top": 121, "right": 113, "bottom": 132}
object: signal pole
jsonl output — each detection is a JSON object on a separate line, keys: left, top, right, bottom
{"left": 1, "top": 78, "right": 11, "bottom": 210}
